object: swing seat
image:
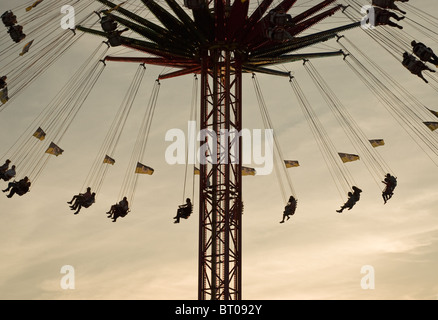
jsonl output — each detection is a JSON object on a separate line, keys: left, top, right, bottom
{"left": 178, "top": 206, "right": 192, "bottom": 219}
{"left": 16, "top": 186, "right": 30, "bottom": 196}
{"left": 82, "top": 200, "right": 95, "bottom": 208}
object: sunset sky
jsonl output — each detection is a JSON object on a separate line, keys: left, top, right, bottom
{"left": 0, "top": 0, "right": 437, "bottom": 300}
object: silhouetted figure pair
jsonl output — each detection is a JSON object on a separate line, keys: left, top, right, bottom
{"left": 8, "top": 25, "right": 26, "bottom": 43}
{"left": 2, "top": 176, "right": 31, "bottom": 198}
{"left": 68, "top": 187, "right": 96, "bottom": 214}
{"left": 107, "top": 197, "right": 129, "bottom": 222}
{"left": 1, "top": 11, "right": 17, "bottom": 27}
{"left": 402, "top": 52, "right": 436, "bottom": 83}
{"left": 2, "top": 10, "right": 25, "bottom": 43}
{"left": 372, "top": 0, "right": 407, "bottom": 14}
{"left": 372, "top": 7, "right": 405, "bottom": 29}
{"left": 0, "top": 159, "right": 11, "bottom": 174}
{"left": 411, "top": 41, "right": 438, "bottom": 66}
{"left": 280, "top": 195, "right": 297, "bottom": 224}
{"left": 337, "top": 186, "right": 362, "bottom": 213}
{"left": 174, "top": 198, "right": 192, "bottom": 223}
{"left": 0, "top": 163, "right": 16, "bottom": 182}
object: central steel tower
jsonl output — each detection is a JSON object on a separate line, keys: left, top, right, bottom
{"left": 78, "top": 0, "right": 360, "bottom": 300}
{"left": 198, "top": 48, "right": 243, "bottom": 300}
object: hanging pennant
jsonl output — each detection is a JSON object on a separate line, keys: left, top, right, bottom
{"left": 427, "top": 108, "right": 438, "bottom": 118}
{"left": 45, "top": 142, "right": 64, "bottom": 156}
{"left": 369, "top": 139, "right": 385, "bottom": 148}
{"left": 33, "top": 127, "right": 46, "bottom": 141}
{"left": 424, "top": 121, "right": 438, "bottom": 131}
{"left": 19, "top": 40, "right": 34, "bottom": 56}
{"left": 103, "top": 155, "right": 115, "bottom": 165}
{"left": 284, "top": 160, "right": 299, "bottom": 168}
{"left": 26, "top": 0, "right": 44, "bottom": 12}
{"left": 338, "top": 152, "right": 360, "bottom": 163}
{"left": 242, "top": 166, "right": 256, "bottom": 176}
{"left": 135, "top": 162, "right": 154, "bottom": 175}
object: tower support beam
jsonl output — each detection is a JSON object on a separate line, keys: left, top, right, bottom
{"left": 198, "top": 48, "right": 243, "bottom": 300}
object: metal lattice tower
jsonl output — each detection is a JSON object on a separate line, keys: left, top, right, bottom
{"left": 198, "top": 49, "right": 243, "bottom": 300}
{"left": 78, "top": 0, "right": 360, "bottom": 300}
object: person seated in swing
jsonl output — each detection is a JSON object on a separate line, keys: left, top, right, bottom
{"left": 8, "top": 25, "right": 26, "bottom": 43}
{"left": 2, "top": 176, "right": 31, "bottom": 198}
{"left": 371, "top": 7, "right": 405, "bottom": 29}
{"left": 280, "top": 195, "right": 297, "bottom": 224}
{"left": 371, "top": 0, "right": 406, "bottom": 15}
{"left": 382, "top": 173, "right": 397, "bottom": 204}
{"left": 0, "top": 164, "right": 16, "bottom": 181}
{"left": 402, "top": 52, "right": 436, "bottom": 83}
{"left": 411, "top": 41, "right": 438, "bottom": 66}
{"left": 68, "top": 187, "right": 91, "bottom": 205}
{"left": 174, "top": 198, "right": 192, "bottom": 224}
{"left": 107, "top": 196, "right": 129, "bottom": 222}
{"left": 336, "top": 186, "right": 362, "bottom": 213}
{"left": 68, "top": 187, "right": 94, "bottom": 212}
{"left": 1, "top": 11, "right": 17, "bottom": 27}
{"left": 0, "top": 76, "right": 7, "bottom": 90}
{"left": 100, "top": 15, "right": 118, "bottom": 33}
{"left": 0, "top": 159, "right": 11, "bottom": 174}
{"left": 71, "top": 192, "right": 96, "bottom": 215}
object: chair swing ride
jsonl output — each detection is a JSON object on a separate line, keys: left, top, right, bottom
{"left": 1, "top": 0, "right": 438, "bottom": 300}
